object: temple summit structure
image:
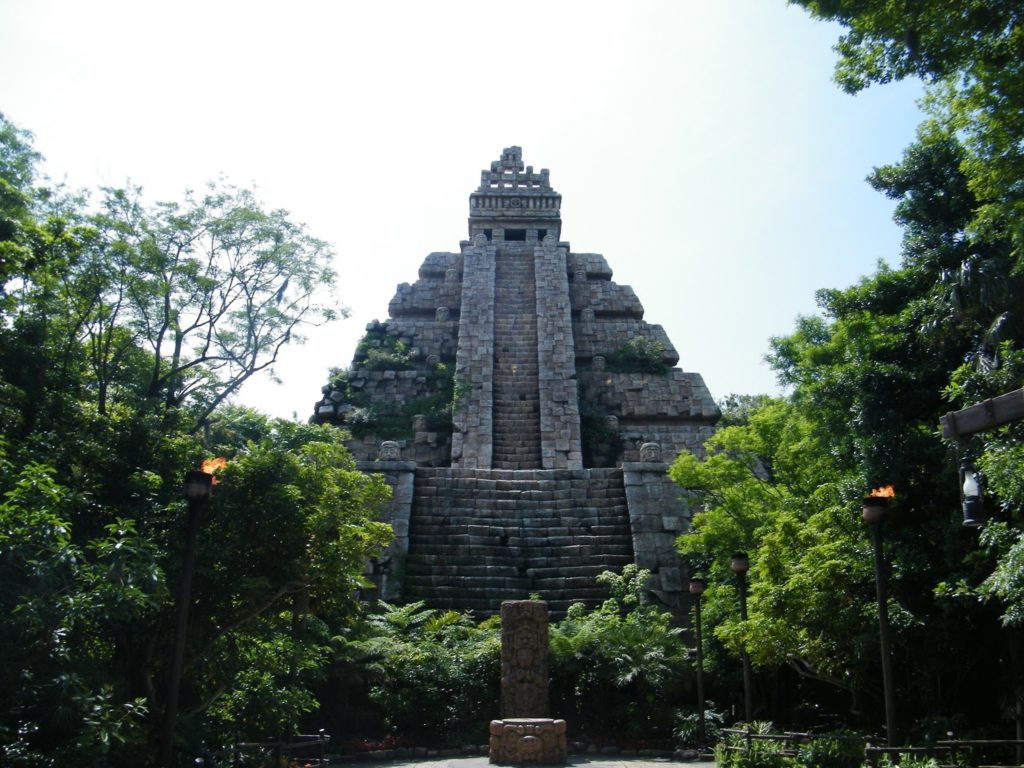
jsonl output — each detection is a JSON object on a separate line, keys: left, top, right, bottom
{"left": 313, "top": 147, "right": 718, "bottom": 615}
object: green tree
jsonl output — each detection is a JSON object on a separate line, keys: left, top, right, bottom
{"left": 0, "top": 112, "right": 42, "bottom": 284}
{"left": 0, "top": 115, "right": 392, "bottom": 766}
{"left": 186, "top": 419, "right": 393, "bottom": 746}
{"left": 790, "top": 1, "right": 1024, "bottom": 260}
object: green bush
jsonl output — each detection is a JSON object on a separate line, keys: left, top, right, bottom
{"left": 716, "top": 726, "right": 867, "bottom": 768}
{"left": 348, "top": 602, "right": 500, "bottom": 746}
{"left": 604, "top": 337, "right": 669, "bottom": 375}
{"left": 355, "top": 330, "right": 413, "bottom": 371}
{"left": 795, "top": 732, "right": 864, "bottom": 768}
{"left": 549, "top": 567, "right": 687, "bottom": 741}
{"left": 674, "top": 702, "right": 727, "bottom": 748}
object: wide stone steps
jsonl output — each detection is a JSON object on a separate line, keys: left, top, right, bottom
{"left": 403, "top": 467, "right": 634, "bottom": 617}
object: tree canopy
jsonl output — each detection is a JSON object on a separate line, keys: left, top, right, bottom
{"left": 673, "top": 3, "right": 1024, "bottom": 737}
{"left": 0, "top": 113, "right": 391, "bottom": 767}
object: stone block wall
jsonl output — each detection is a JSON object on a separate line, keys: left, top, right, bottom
{"left": 566, "top": 252, "right": 614, "bottom": 280}
{"left": 388, "top": 263, "right": 464, "bottom": 316}
{"left": 534, "top": 239, "right": 583, "bottom": 470}
{"left": 356, "top": 459, "right": 417, "bottom": 601}
{"left": 571, "top": 319, "right": 679, "bottom": 364}
{"left": 623, "top": 462, "right": 693, "bottom": 612}
{"left": 375, "top": 318, "right": 460, "bottom": 363}
{"left": 570, "top": 279, "right": 644, "bottom": 318}
{"left": 451, "top": 236, "right": 496, "bottom": 468}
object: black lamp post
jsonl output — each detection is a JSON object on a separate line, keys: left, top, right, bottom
{"left": 160, "top": 469, "right": 213, "bottom": 768}
{"left": 689, "top": 576, "right": 707, "bottom": 748}
{"left": 959, "top": 459, "right": 984, "bottom": 528}
{"left": 863, "top": 492, "right": 897, "bottom": 747}
{"left": 730, "top": 552, "right": 753, "bottom": 723}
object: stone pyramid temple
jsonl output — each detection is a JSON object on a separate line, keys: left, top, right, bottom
{"left": 313, "top": 147, "right": 719, "bottom": 615}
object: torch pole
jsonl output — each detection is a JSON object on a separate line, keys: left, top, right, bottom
{"left": 160, "top": 473, "right": 211, "bottom": 768}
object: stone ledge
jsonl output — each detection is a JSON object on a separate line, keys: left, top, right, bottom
{"left": 356, "top": 461, "right": 418, "bottom": 472}
{"left": 622, "top": 462, "right": 671, "bottom": 472}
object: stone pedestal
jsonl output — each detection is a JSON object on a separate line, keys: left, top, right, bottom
{"left": 489, "top": 718, "right": 567, "bottom": 765}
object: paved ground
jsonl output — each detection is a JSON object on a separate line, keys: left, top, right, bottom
{"left": 342, "top": 756, "right": 713, "bottom": 768}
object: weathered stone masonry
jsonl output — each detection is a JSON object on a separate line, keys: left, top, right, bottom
{"left": 313, "top": 147, "right": 719, "bottom": 615}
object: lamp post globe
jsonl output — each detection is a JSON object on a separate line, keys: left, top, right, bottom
{"left": 959, "top": 460, "right": 984, "bottom": 528}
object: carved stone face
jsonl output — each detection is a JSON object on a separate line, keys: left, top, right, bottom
{"left": 436, "top": 306, "right": 450, "bottom": 322}
{"left": 379, "top": 441, "right": 400, "bottom": 460}
{"left": 606, "top": 415, "right": 619, "bottom": 430}
{"left": 580, "top": 308, "right": 595, "bottom": 323}
{"left": 426, "top": 354, "right": 440, "bottom": 366}
{"left": 640, "top": 442, "right": 662, "bottom": 462}
{"left": 591, "top": 355, "right": 606, "bottom": 372}
{"left": 445, "top": 268, "right": 459, "bottom": 283}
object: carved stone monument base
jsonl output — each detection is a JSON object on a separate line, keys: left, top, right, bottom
{"left": 489, "top": 718, "right": 567, "bottom": 765}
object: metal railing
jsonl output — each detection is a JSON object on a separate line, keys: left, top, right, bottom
{"left": 721, "top": 729, "right": 1024, "bottom": 768}
{"left": 200, "top": 730, "right": 331, "bottom": 768}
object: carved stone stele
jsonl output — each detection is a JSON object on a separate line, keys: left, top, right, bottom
{"left": 500, "top": 600, "right": 549, "bottom": 718}
{"left": 490, "top": 600, "right": 567, "bottom": 765}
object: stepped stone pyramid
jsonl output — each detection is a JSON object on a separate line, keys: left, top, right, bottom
{"left": 313, "top": 147, "right": 719, "bottom": 615}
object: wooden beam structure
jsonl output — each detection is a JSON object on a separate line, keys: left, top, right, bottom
{"left": 940, "top": 387, "right": 1024, "bottom": 440}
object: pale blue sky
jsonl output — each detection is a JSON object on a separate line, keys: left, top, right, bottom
{"left": 0, "top": 0, "right": 923, "bottom": 419}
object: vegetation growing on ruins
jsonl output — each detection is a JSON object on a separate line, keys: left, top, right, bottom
{"left": 577, "top": 381, "right": 624, "bottom": 467}
{"left": 355, "top": 329, "right": 414, "bottom": 371}
{"left": 604, "top": 337, "right": 670, "bottom": 375}
{"left": 325, "top": 359, "right": 459, "bottom": 440}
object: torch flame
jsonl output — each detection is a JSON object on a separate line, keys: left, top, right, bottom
{"left": 200, "top": 457, "right": 228, "bottom": 484}
{"left": 868, "top": 485, "right": 895, "bottom": 498}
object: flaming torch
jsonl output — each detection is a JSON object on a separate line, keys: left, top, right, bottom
{"left": 200, "top": 456, "right": 228, "bottom": 479}
{"left": 863, "top": 484, "right": 895, "bottom": 524}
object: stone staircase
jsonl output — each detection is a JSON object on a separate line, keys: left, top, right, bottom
{"left": 402, "top": 467, "right": 635, "bottom": 617}
{"left": 491, "top": 249, "right": 542, "bottom": 469}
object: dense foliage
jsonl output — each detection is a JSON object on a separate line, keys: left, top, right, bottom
{"left": 549, "top": 566, "right": 690, "bottom": 742}
{"left": 672, "top": 0, "right": 1024, "bottom": 743}
{"left": 0, "top": 114, "right": 392, "bottom": 767}
{"left": 333, "top": 569, "right": 698, "bottom": 749}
